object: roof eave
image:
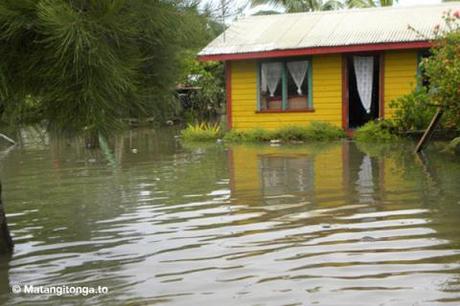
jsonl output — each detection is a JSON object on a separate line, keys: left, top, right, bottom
{"left": 198, "top": 40, "right": 432, "bottom": 62}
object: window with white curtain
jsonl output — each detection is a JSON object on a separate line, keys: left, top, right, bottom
{"left": 258, "top": 58, "right": 312, "bottom": 112}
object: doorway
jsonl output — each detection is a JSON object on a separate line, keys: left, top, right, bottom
{"left": 346, "top": 55, "right": 381, "bottom": 129}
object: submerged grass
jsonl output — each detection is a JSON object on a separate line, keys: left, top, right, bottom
{"left": 181, "top": 123, "right": 222, "bottom": 142}
{"left": 354, "top": 120, "right": 398, "bottom": 142}
{"left": 223, "top": 121, "right": 345, "bottom": 143}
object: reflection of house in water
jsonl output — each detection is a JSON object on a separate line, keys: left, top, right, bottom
{"left": 259, "top": 154, "right": 314, "bottom": 197}
{"left": 228, "top": 144, "right": 346, "bottom": 206}
{"left": 227, "top": 142, "right": 408, "bottom": 207}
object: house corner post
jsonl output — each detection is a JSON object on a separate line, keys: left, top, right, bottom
{"left": 225, "top": 61, "right": 233, "bottom": 129}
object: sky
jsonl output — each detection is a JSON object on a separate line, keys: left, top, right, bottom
{"left": 207, "top": 0, "right": 445, "bottom": 23}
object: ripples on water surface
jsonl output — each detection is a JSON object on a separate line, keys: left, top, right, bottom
{"left": 0, "top": 128, "right": 459, "bottom": 305}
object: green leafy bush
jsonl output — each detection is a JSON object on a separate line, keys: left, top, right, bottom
{"left": 355, "top": 120, "right": 398, "bottom": 142}
{"left": 273, "top": 126, "right": 310, "bottom": 141}
{"left": 0, "top": 1, "right": 210, "bottom": 135}
{"left": 223, "top": 122, "right": 345, "bottom": 143}
{"left": 390, "top": 12, "right": 460, "bottom": 133}
{"left": 389, "top": 88, "right": 436, "bottom": 131}
{"left": 223, "top": 128, "right": 275, "bottom": 142}
{"left": 301, "top": 121, "right": 346, "bottom": 141}
{"left": 181, "top": 123, "right": 222, "bottom": 142}
{"left": 418, "top": 11, "right": 460, "bottom": 128}
{"left": 179, "top": 57, "right": 225, "bottom": 124}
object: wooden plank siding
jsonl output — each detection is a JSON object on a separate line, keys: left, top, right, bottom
{"left": 230, "top": 55, "right": 342, "bottom": 130}
{"left": 384, "top": 50, "right": 418, "bottom": 119}
{"left": 228, "top": 50, "right": 418, "bottom": 130}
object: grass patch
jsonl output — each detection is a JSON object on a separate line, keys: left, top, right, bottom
{"left": 223, "top": 122, "right": 345, "bottom": 143}
{"left": 355, "top": 120, "right": 398, "bottom": 142}
{"left": 180, "top": 123, "right": 221, "bottom": 142}
{"left": 224, "top": 128, "right": 274, "bottom": 142}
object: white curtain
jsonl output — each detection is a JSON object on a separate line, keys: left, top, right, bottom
{"left": 356, "top": 155, "right": 374, "bottom": 204}
{"left": 261, "top": 62, "right": 282, "bottom": 97}
{"left": 287, "top": 61, "right": 309, "bottom": 95}
{"left": 353, "top": 56, "right": 374, "bottom": 114}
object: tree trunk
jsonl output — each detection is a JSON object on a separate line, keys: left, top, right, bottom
{"left": 0, "top": 183, "right": 13, "bottom": 252}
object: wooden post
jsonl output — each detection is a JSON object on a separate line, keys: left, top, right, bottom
{"left": 415, "top": 107, "right": 443, "bottom": 153}
{"left": 0, "top": 183, "right": 13, "bottom": 252}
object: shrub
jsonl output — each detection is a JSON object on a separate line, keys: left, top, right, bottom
{"left": 222, "top": 130, "right": 245, "bottom": 142}
{"left": 223, "top": 122, "right": 345, "bottom": 143}
{"left": 389, "top": 88, "right": 436, "bottom": 131}
{"left": 243, "top": 128, "right": 275, "bottom": 142}
{"left": 223, "top": 128, "right": 275, "bottom": 142}
{"left": 273, "top": 122, "right": 344, "bottom": 141}
{"left": 273, "top": 125, "right": 310, "bottom": 141}
{"left": 421, "top": 12, "right": 460, "bottom": 128}
{"left": 181, "top": 123, "right": 221, "bottom": 142}
{"left": 179, "top": 56, "right": 225, "bottom": 123}
{"left": 355, "top": 120, "right": 398, "bottom": 142}
{"left": 303, "top": 121, "right": 346, "bottom": 141}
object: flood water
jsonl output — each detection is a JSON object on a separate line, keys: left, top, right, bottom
{"left": 0, "top": 128, "right": 459, "bottom": 305}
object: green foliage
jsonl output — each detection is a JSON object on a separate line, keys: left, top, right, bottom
{"left": 419, "top": 11, "right": 460, "bottom": 128}
{"left": 224, "top": 128, "right": 274, "bottom": 142}
{"left": 179, "top": 55, "right": 225, "bottom": 123}
{"left": 280, "top": 121, "right": 345, "bottom": 141}
{"left": 270, "top": 122, "right": 345, "bottom": 141}
{"left": 274, "top": 125, "right": 311, "bottom": 141}
{"left": 443, "top": 137, "right": 460, "bottom": 156}
{"left": 345, "top": 0, "right": 398, "bottom": 8}
{"left": 389, "top": 88, "right": 436, "bottom": 131}
{"left": 251, "top": 0, "right": 343, "bottom": 12}
{"left": 181, "top": 122, "right": 222, "bottom": 142}
{"left": 355, "top": 120, "right": 398, "bottom": 142}
{"left": 392, "top": 11, "right": 460, "bottom": 132}
{"left": 223, "top": 122, "right": 345, "bottom": 143}
{"left": 0, "top": 0, "right": 209, "bottom": 135}
{"left": 250, "top": 0, "right": 398, "bottom": 13}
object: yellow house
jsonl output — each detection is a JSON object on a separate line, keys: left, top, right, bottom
{"left": 198, "top": 3, "right": 460, "bottom": 131}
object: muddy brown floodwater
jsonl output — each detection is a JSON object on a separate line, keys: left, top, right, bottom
{"left": 0, "top": 128, "right": 459, "bottom": 305}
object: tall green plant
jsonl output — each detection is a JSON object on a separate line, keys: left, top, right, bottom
{"left": 251, "top": 0, "right": 398, "bottom": 12}
{"left": 346, "top": 0, "right": 398, "bottom": 8}
{"left": 420, "top": 11, "right": 460, "bottom": 128}
{"left": 0, "top": 0, "right": 207, "bottom": 135}
{"left": 251, "top": 0, "right": 343, "bottom": 13}
{"left": 389, "top": 88, "right": 436, "bottom": 131}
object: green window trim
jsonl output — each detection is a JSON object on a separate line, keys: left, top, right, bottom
{"left": 256, "top": 57, "right": 313, "bottom": 112}
{"left": 256, "top": 62, "right": 261, "bottom": 111}
{"left": 282, "top": 64, "right": 288, "bottom": 111}
{"left": 307, "top": 61, "right": 313, "bottom": 109}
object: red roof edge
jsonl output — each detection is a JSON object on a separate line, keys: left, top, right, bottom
{"left": 198, "top": 41, "right": 431, "bottom": 61}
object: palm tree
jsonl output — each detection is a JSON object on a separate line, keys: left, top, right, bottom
{"left": 346, "top": 0, "right": 398, "bottom": 8}
{"left": 251, "top": 0, "right": 400, "bottom": 13}
{"left": 251, "top": 0, "right": 343, "bottom": 13}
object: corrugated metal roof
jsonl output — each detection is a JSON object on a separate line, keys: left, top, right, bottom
{"left": 199, "top": 3, "right": 460, "bottom": 57}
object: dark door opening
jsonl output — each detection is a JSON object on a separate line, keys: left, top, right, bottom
{"left": 347, "top": 55, "right": 380, "bottom": 129}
